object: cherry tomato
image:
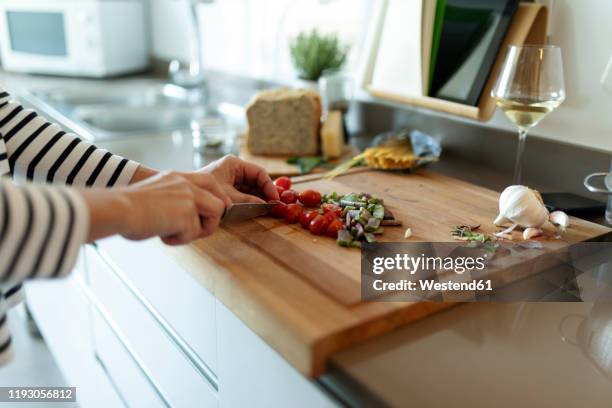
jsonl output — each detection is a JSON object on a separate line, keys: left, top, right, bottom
{"left": 275, "top": 185, "right": 286, "bottom": 196}
{"left": 309, "top": 214, "right": 330, "bottom": 235}
{"left": 280, "top": 189, "right": 298, "bottom": 204}
{"left": 274, "top": 176, "right": 292, "bottom": 190}
{"left": 285, "top": 203, "right": 303, "bottom": 223}
{"left": 322, "top": 203, "right": 342, "bottom": 217}
{"left": 270, "top": 202, "right": 288, "bottom": 219}
{"left": 326, "top": 218, "right": 344, "bottom": 238}
{"left": 323, "top": 211, "right": 338, "bottom": 222}
{"left": 300, "top": 210, "right": 318, "bottom": 229}
{"left": 298, "top": 189, "right": 322, "bottom": 207}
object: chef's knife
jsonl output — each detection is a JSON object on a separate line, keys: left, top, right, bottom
{"left": 221, "top": 202, "right": 277, "bottom": 224}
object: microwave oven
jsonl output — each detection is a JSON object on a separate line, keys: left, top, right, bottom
{"left": 0, "top": 0, "right": 149, "bottom": 77}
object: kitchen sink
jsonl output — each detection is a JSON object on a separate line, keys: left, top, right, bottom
{"left": 22, "top": 81, "right": 245, "bottom": 141}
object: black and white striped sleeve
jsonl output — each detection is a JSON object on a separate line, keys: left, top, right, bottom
{"left": 0, "top": 88, "right": 139, "bottom": 187}
{"left": 0, "top": 179, "right": 88, "bottom": 287}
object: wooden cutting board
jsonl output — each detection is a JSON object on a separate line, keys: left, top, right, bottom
{"left": 167, "top": 169, "right": 611, "bottom": 377}
{"left": 238, "top": 134, "right": 358, "bottom": 177}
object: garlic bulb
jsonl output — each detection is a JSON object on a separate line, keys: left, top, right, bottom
{"left": 494, "top": 185, "right": 556, "bottom": 231}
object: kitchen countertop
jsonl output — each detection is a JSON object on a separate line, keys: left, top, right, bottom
{"left": 323, "top": 301, "right": 612, "bottom": 407}
{"left": 5, "top": 71, "right": 612, "bottom": 407}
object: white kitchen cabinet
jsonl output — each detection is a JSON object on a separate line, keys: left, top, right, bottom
{"left": 86, "top": 245, "right": 218, "bottom": 408}
{"left": 91, "top": 311, "right": 167, "bottom": 408}
{"left": 25, "top": 252, "right": 125, "bottom": 408}
{"left": 96, "top": 236, "right": 218, "bottom": 375}
{"left": 28, "top": 240, "right": 339, "bottom": 407}
{"left": 216, "top": 301, "right": 338, "bottom": 408}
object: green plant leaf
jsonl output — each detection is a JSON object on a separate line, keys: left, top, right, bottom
{"left": 289, "top": 29, "right": 349, "bottom": 81}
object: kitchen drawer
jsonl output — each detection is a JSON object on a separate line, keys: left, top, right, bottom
{"left": 85, "top": 245, "right": 218, "bottom": 408}
{"left": 95, "top": 236, "right": 217, "bottom": 374}
{"left": 91, "top": 306, "right": 167, "bottom": 408}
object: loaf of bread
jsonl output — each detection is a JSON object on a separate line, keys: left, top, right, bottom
{"left": 246, "top": 88, "right": 321, "bottom": 156}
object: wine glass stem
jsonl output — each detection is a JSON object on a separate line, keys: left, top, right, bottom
{"left": 513, "top": 128, "right": 528, "bottom": 184}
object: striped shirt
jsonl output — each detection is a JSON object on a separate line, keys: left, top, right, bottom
{"left": 0, "top": 87, "right": 139, "bottom": 365}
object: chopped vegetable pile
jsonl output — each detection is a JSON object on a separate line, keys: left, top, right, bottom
{"left": 270, "top": 176, "right": 402, "bottom": 248}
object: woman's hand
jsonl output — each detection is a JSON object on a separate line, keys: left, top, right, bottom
{"left": 131, "top": 156, "right": 279, "bottom": 205}
{"left": 195, "top": 155, "right": 279, "bottom": 204}
{"left": 83, "top": 171, "right": 229, "bottom": 245}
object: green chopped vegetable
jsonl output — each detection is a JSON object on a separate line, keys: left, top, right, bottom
{"left": 372, "top": 204, "right": 385, "bottom": 220}
{"left": 451, "top": 225, "right": 492, "bottom": 243}
{"left": 365, "top": 217, "right": 381, "bottom": 232}
{"left": 349, "top": 241, "right": 362, "bottom": 248}
{"left": 337, "top": 230, "right": 353, "bottom": 247}
{"left": 341, "top": 206, "right": 356, "bottom": 216}
{"left": 364, "top": 233, "right": 377, "bottom": 243}
{"left": 322, "top": 191, "right": 340, "bottom": 204}
{"left": 340, "top": 200, "right": 366, "bottom": 208}
{"left": 357, "top": 208, "right": 371, "bottom": 225}
{"left": 287, "top": 156, "right": 328, "bottom": 175}
{"left": 348, "top": 209, "right": 361, "bottom": 220}
{"left": 342, "top": 193, "right": 359, "bottom": 202}
{"left": 372, "top": 227, "right": 385, "bottom": 235}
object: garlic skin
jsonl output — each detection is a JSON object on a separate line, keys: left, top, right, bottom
{"left": 494, "top": 185, "right": 555, "bottom": 230}
{"left": 523, "top": 227, "right": 543, "bottom": 240}
{"left": 549, "top": 210, "right": 570, "bottom": 231}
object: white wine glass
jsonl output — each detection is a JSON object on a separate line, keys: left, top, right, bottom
{"left": 492, "top": 45, "right": 566, "bottom": 184}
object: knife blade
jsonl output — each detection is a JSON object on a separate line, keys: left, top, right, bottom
{"left": 221, "top": 202, "right": 277, "bottom": 224}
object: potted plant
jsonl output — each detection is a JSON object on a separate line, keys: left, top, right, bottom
{"left": 289, "top": 29, "right": 349, "bottom": 88}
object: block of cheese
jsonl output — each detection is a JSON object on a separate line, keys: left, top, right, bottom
{"left": 321, "top": 110, "right": 345, "bottom": 159}
{"left": 246, "top": 88, "right": 321, "bottom": 156}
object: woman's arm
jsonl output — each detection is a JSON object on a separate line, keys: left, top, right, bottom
{"left": 0, "top": 172, "right": 227, "bottom": 286}
{"left": 0, "top": 179, "right": 88, "bottom": 285}
{"left": 0, "top": 88, "right": 138, "bottom": 187}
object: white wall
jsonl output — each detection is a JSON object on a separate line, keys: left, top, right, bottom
{"left": 150, "top": 0, "right": 612, "bottom": 153}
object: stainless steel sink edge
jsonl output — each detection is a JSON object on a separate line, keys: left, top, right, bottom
{"left": 20, "top": 82, "right": 246, "bottom": 142}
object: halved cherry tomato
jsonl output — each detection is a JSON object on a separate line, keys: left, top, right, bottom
{"left": 270, "top": 202, "right": 288, "bottom": 219}
{"left": 300, "top": 210, "right": 318, "bottom": 229}
{"left": 280, "top": 189, "right": 298, "bottom": 204}
{"left": 285, "top": 203, "right": 303, "bottom": 223}
{"left": 326, "top": 218, "right": 344, "bottom": 238}
{"left": 322, "top": 210, "right": 338, "bottom": 222}
{"left": 275, "top": 185, "right": 286, "bottom": 196}
{"left": 309, "top": 214, "right": 330, "bottom": 235}
{"left": 298, "top": 189, "right": 321, "bottom": 207}
{"left": 274, "top": 176, "right": 291, "bottom": 190}
{"left": 322, "top": 203, "right": 342, "bottom": 217}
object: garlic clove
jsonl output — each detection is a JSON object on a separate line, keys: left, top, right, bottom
{"left": 549, "top": 211, "right": 570, "bottom": 231}
{"left": 523, "top": 227, "right": 543, "bottom": 240}
{"left": 404, "top": 228, "right": 412, "bottom": 239}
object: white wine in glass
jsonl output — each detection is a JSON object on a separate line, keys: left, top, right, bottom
{"left": 492, "top": 45, "right": 566, "bottom": 184}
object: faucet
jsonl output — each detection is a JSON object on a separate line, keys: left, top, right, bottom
{"left": 166, "top": 0, "right": 213, "bottom": 103}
